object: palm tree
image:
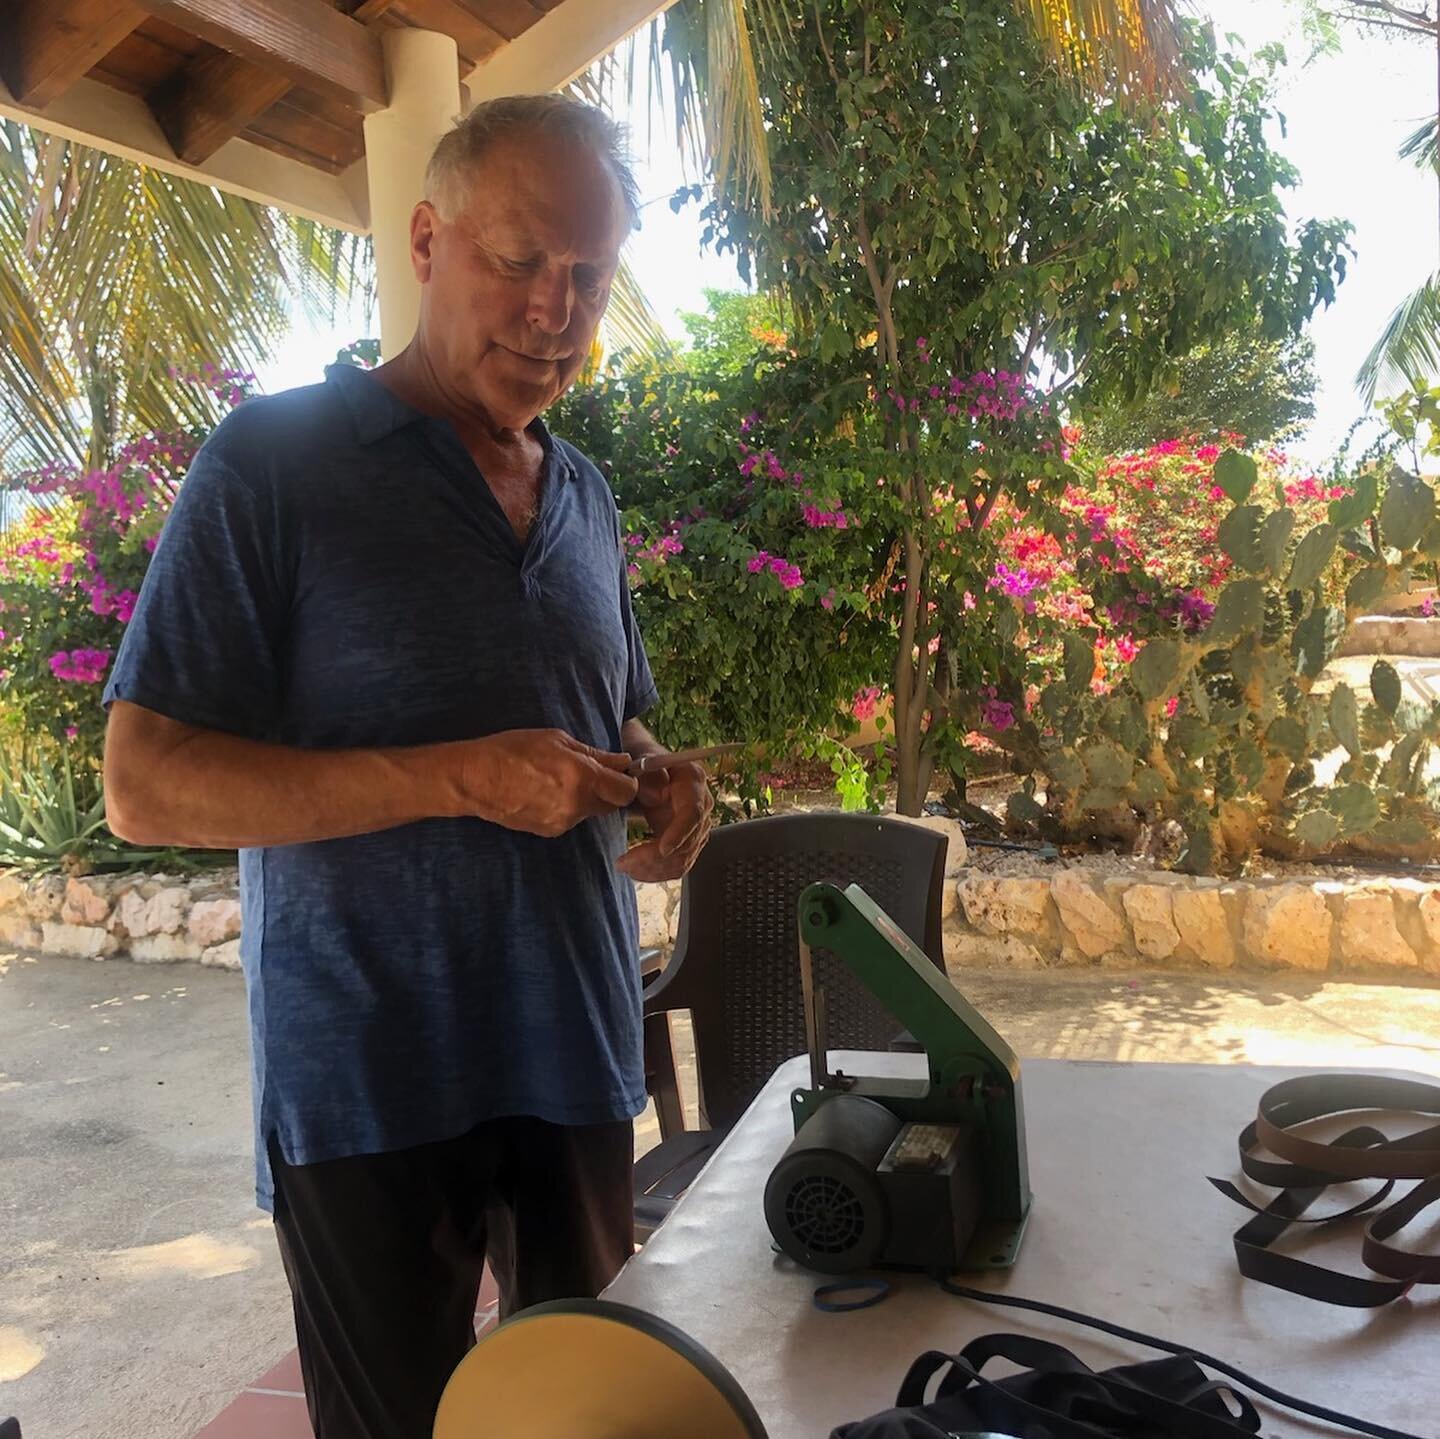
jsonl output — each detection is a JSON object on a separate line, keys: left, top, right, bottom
{"left": 1304, "top": 1, "right": 1440, "bottom": 400}
{"left": 0, "top": 121, "right": 368, "bottom": 480}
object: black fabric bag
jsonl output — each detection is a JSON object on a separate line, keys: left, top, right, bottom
{"left": 832, "top": 1334, "right": 1262, "bottom": 1439}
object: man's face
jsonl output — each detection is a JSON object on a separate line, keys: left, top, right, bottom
{"left": 411, "top": 132, "right": 629, "bottom": 431}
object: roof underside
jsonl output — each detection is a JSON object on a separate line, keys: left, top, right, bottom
{"left": 0, "top": 0, "right": 668, "bottom": 231}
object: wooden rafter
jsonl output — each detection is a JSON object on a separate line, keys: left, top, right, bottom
{"left": 132, "top": 0, "right": 389, "bottom": 112}
{"left": 0, "top": 0, "right": 148, "bottom": 109}
{"left": 150, "top": 50, "right": 293, "bottom": 164}
{"left": 144, "top": 0, "right": 407, "bottom": 168}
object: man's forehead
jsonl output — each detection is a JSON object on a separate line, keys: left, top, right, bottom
{"left": 457, "top": 133, "right": 629, "bottom": 260}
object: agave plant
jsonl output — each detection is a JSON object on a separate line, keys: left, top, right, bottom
{"left": 0, "top": 742, "right": 176, "bottom": 873}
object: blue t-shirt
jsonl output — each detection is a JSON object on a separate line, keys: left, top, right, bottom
{"left": 104, "top": 363, "right": 658, "bottom": 1209}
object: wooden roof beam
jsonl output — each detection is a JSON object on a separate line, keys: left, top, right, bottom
{"left": 133, "top": 0, "right": 388, "bottom": 112}
{"left": 149, "top": 51, "right": 292, "bottom": 166}
{"left": 0, "top": 0, "right": 148, "bottom": 109}
{"left": 145, "top": 1, "right": 405, "bottom": 169}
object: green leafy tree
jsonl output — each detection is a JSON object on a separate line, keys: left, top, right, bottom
{"left": 677, "top": 5, "right": 1349, "bottom": 813}
{"left": 677, "top": 287, "right": 790, "bottom": 375}
{"left": 1081, "top": 332, "right": 1319, "bottom": 452}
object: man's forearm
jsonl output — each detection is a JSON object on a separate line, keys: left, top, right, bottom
{"left": 104, "top": 702, "right": 464, "bottom": 849}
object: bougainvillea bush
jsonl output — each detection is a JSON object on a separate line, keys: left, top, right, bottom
{"left": 0, "top": 368, "right": 253, "bottom": 761}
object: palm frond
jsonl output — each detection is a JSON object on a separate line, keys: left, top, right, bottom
{"left": 0, "top": 124, "right": 366, "bottom": 480}
{"left": 1020, "top": 0, "right": 1185, "bottom": 99}
{"left": 604, "top": 255, "right": 675, "bottom": 361}
{"left": 1357, "top": 273, "right": 1440, "bottom": 402}
{"left": 1400, "top": 115, "right": 1439, "bottom": 173}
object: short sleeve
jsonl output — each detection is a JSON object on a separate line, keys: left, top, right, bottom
{"left": 103, "top": 447, "right": 290, "bottom": 739}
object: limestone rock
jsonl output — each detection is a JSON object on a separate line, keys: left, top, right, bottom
{"left": 23, "top": 875, "right": 67, "bottom": 922}
{"left": 1242, "top": 885, "right": 1333, "bottom": 971}
{"left": 635, "top": 880, "right": 679, "bottom": 951}
{"left": 40, "top": 921, "right": 116, "bottom": 960}
{"left": 188, "top": 897, "right": 242, "bottom": 948}
{"left": 898, "top": 814, "right": 969, "bottom": 871}
{"left": 1051, "top": 871, "right": 1127, "bottom": 959}
{"left": 1417, "top": 891, "right": 1440, "bottom": 974}
{"left": 958, "top": 876, "right": 1053, "bottom": 940}
{"left": 0, "top": 914, "right": 42, "bottom": 949}
{"left": 945, "top": 928, "right": 1048, "bottom": 971}
{"left": 1339, "top": 891, "right": 1418, "bottom": 970}
{"left": 61, "top": 875, "right": 114, "bottom": 926}
{"left": 0, "top": 871, "right": 25, "bottom": 909}
{"left": 1171, "top": 887, "right": 1237, "bottom": 969}
{"left": 1119, "top": 883, "right": 1181, "bottom": 961}
{"left": 201, "top": 939, "right": 242, "bottom": 971}
{"left": 114, "top": 885, "right": 189, "bottom": 939}
{"left": 129, "top": 933, "right": 203, "bottom": 964}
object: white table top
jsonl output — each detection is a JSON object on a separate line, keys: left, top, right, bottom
{"left": 605, "top": 1054, "right": 1440, "bottom": 1438}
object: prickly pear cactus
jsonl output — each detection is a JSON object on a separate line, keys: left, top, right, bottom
{"left": 1006, "top": 453, "right": 1440, "bottom": 874}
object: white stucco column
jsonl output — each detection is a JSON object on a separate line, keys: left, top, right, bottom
{"left": 362, "top": 30, "right": 462, "bottom": 359}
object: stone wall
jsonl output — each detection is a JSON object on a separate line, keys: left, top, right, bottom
{"left": 951, "top": 868, "right": 1440, "bottom": 975}
{"left": 6, "top": 819, "right": 1439, "bottom": 979}
{"left": 0, "top": 869, "right": 242, "bottom": 969}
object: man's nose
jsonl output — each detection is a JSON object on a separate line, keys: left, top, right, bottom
{"left": 527, "top": 268, "right": 573, "bottom": 336}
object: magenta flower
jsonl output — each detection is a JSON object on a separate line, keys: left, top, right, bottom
{"left": 987, "top": 562, "right": 1041, "bottom": 600}
{"left": 49, "top": 648, "right": 111, "bottom": 684}
{"left": 981, "top": 697, "right": 1016, "bottom": 732}
{"left": 852, "top": 686, "right": 882, "bottom": 721}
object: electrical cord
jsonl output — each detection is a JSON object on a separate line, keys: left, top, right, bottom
{"left": 933, "top": 1276, "right": 1432, "bottom": 1439}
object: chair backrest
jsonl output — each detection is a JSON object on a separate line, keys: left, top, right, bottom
{"left": 647, "top": 812, "right": 948, "bottom": 1132}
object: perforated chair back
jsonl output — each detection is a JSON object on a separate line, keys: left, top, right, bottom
{"left": 643, "top": 813, "right": 947, "bottom": 1133}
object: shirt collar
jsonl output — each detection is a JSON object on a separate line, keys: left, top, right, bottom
{"left": 325, "top": 362, "right": 577, "bottom": 481}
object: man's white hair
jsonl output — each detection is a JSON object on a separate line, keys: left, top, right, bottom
{"left": 425, "top": 94, "right": 640, "bottom": 228}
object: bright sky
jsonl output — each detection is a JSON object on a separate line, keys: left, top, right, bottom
{"left": 260, "top": 0, "right": 1438, "bottom": 467}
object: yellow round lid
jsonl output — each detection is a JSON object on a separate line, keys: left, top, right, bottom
{"left": 433, "top": 1298, "right": 768, "bottom": 1439}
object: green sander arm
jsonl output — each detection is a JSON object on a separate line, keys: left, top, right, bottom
{"left": 797, "top": 881, "right": 1031, "bottom": 1228}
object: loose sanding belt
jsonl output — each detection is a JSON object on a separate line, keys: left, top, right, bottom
{"left": 1210, "top": 1073, "right": 1440, "bottom": 1307}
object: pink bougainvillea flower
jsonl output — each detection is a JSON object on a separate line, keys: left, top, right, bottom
{"left": 981, "top": 697, "right": 1016, "bottom": 732}
{"left": 852, "top": 686, "right": 882, "bottom": 721}
{"left": 49, "top": 648, "right": 111, "bottom": 684}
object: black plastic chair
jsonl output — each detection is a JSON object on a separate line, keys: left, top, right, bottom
{"left": 635, "top": 812, "right": 949, "bottom": 1238}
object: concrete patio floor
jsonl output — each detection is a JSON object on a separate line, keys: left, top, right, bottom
{"left": 3, "top": 950, "right": 1440, "bottom": 1439}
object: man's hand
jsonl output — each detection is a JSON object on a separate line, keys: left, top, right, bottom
{"left": 461, "top": 729, "right": 638, "bottom": 837}
{"left": 616, "top": 760, "right": 714, "bottom": 882}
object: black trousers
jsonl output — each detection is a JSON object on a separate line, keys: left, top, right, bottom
{"left": 269, "top": 1116, "right": 635, "bottom": 1439}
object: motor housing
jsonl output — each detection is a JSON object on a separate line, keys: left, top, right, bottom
{"left": 764, "top": 1093, "right": 982, "bottom": 1275}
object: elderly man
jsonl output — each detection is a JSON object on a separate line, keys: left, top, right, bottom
{"left": 103, "top": 96, "right": 711, "bottom": 1438}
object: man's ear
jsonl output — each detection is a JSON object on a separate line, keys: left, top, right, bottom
{"left": 410, "top": 201, "right": 439, "bottom": 283}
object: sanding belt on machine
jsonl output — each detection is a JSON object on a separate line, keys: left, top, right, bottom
{"left": 1210, "top": 1073, "right": 1440, "bottom": 1307}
